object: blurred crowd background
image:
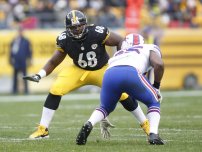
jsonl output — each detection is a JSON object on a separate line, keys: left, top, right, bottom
{"left": 0, "top": 0, "right": 202, "bottom": 30}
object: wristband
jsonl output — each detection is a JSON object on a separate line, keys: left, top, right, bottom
{"left": 37, "top": 69, "right": 46, "bottom": 78}
{"left": 153, "top": 81, "right": 160, "bottom": 89}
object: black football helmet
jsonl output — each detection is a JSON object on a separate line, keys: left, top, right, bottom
{"left": 65, "top": 10, "right": 88, "bottom": 39}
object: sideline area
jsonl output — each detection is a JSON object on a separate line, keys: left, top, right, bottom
{"left": 0, "top": 90, "right": 202, "bottom": 103}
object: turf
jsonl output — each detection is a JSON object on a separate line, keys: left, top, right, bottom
{"left": 0, "top": 92, "right": 202, "bottom": 152}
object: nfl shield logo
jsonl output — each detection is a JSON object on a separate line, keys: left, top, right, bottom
{"left": 91, "top": 44, "right": 98, "bottom": 50}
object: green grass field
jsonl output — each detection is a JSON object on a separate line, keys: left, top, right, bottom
{"left": 0, "top": 91, "right": 202, "bottom": 152}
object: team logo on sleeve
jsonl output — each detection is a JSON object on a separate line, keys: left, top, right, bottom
{"left": 91, "top": 44, "right": 98, "bottom": 50}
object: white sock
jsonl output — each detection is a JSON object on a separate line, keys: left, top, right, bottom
{"left": 147, "top": 112, "right": 160, "bottom": 134}
{"left": 130, "top": 104, "right": 147, "bottom": 124}
{"left": 88, "top": 110, "right": 105, "bottom": 126}
{"left": 40, "top": 107, "right": 55, "bottom": 128}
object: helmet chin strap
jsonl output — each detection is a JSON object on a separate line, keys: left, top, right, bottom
{"left": 73, "top": 32, "right": 83, "bottom": 39}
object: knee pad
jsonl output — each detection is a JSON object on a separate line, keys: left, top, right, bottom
{"left": 119, "top": 92, "right": 129, "bottom": 100}
{"left": 120, "top": 96, "right": 138, "bottom": 112}
{"left": 44, "top": 93, "right": 61, "bottom": 110}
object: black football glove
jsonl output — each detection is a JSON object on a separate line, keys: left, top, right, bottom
{"left": 23, "top": 74, "right": 41, "bottom": 82}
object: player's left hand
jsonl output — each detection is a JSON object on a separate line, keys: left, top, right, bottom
{"left": 100, "top": 118, "right": 115, "bottom": 139}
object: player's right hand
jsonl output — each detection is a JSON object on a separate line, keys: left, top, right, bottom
{"left": 155, "top": 89, "right": 163, "bottom": 103}
{"left": 23, "top": 74, "right": 41, "bottom": 82}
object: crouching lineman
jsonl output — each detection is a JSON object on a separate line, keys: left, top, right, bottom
{"left": 76, "top": 33, "right": 165, "bottom": 145}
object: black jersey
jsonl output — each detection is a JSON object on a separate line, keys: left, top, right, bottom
{"left": 56, "top": 25, "right": 110, "bottom": 71}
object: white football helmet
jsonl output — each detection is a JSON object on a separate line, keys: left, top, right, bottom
{"left": 121, "top": 33, "right": 144, "bottom": 50}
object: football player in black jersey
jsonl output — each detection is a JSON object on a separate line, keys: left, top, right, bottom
{"left": 23, "top": 10, "right": 149, "bottom": 139}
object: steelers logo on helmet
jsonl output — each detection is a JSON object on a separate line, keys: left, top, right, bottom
{"left": 65, "top": 10, "right": 88, "bottom": 39}
{"left": 121, "top": 34, "right": 144, "bottom": 50}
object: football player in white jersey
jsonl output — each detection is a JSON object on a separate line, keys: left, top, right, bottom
{"left": 76, "top": 33, "right": 165, "bottom": 145}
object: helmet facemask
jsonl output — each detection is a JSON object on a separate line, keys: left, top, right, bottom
{"left": 66, "top": 24, "right": 87, "bottom": 39}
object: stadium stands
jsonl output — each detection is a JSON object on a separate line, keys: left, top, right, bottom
{"left": 0, "top": 0, "right": 202, "bottom": 93}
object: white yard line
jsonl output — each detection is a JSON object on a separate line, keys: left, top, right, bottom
{"left": 0, "top": 90, "right": 202, "bottom": 102}
{"left": 0, "top": 93, "right": 99, "bottom": 102}
{"left": 162, "top": 90, "right": 202, "bottom": 97}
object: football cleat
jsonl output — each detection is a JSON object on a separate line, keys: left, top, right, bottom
{"left": 148, "top": 133, "right": 165, "bottom": 145}
{"left": 76, "top": 121, "right": 93, "bottom": 145}
{"left": 29, "top": 125, "right": 49, "bottom": 139}
{"left": 140, "top": 119, "right": 150, "bottom": 136}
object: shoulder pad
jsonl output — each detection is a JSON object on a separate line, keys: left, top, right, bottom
{"left": 56, "top": 31, "right": 67, "bottom": 51}
{"left": 56, "top": 31, "right": 67, "bottom": 42}
{"left": 146, "top": 44, "right": 162, "bottom": 57}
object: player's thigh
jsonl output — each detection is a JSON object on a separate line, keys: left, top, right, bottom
{"left": 89, "top": 65, "right": 129, "bottom": 100}
{"left": 101, "top": 72, "right": 122, "bottom": 113}
{"left": 50, "top": 65, "right": 85, "bottom": 95}
{"left": 88, "top": 65, "right": 107, "bottom": 87}
{"left": 127, "top": 72, "right": 159, "bottom": 107}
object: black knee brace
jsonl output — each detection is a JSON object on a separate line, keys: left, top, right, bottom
{"left": 119, "top": 96, "right": 138, "bottom": 112}
{"left": 44, "top": 93, "right": 61, "bottom": 110}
